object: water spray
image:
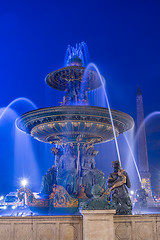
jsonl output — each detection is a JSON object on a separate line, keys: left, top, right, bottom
{"left": 0, "top": 97, "right": 37, "bottom": 121}
{"left": 84, "top": 63, "right": 122, "bottom": 166}
{"left": 124, "top": 133, "right": 142, "bottom": 184}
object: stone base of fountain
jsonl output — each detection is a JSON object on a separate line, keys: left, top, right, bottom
{"left": 81, "top": 209, "right": 116, "bottom": 240}
{"left": 1, "top": 212, "right": 160, "bottom": 239}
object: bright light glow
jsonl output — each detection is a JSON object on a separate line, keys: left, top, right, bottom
{"left": 130, "top": 190, "right": 134, "bottom": 195}
{"left": 0, "top": 196, "right": 4, "bottom": 201}
{"left": 20, "top": 178, "right": 28, "bottom": 187}
{"left": 0, "top": 206, "right": 7, "bottom": 210}
{"left": 12, "top": 205, "right": 17, "bottom": 209}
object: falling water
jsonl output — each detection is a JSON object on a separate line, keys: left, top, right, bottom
{"left": 124, "top": 133, "right": 142, "bottom": 183}
{"left": 64, "top": 41, "right": 90, "bottom": 67}
{"left": 0, "top": 107, "right": 18, "bottom": 194}
{"left": 129, "top": 111, "right": 160, "bottom": 187}
{"left": 0, "top": 97, "right": 37, "bottom": 121}
{"left": 0, "top": 98, "right": 40, "bottom": 193}
{"left": 134, "top": 111, "right": 160, "bottom": 145}
{"left": 88, "top": 87, "right": 106, "bottom": 107}
{"left": 83, "top": 63, "right": 121, "bottom": 166}
{"left": 14, "top": 126, "right": 41, "bottom": 191}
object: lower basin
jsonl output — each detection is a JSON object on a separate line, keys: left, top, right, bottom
{"left": 16, "top": 105, "right": 134, "bottom": 145}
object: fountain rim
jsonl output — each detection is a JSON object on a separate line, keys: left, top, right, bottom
{"left": 16, "top": 105, "right": 135, "bottom": 133}
{"left": 45, "top": 66, "right": 105, "bottom": 91}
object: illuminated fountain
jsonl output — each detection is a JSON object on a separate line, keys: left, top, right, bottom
{"left": 16, "top": 42, "right": 134, "bottom": 214}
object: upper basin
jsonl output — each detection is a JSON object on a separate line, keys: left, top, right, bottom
{"left": 45, "top": 66, "right": 104, "bottom": 91}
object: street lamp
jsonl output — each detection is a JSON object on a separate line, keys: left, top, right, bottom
{"left": 20, "top": 178, "right": 28, "bottom": 207}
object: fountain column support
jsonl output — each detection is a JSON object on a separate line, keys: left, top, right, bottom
{"left": 81, "top": 209, "right": 116, "bottom": 240}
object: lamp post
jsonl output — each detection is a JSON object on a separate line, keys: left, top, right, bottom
{"left": 20, "top": 178, "right": 28, "bottom": 207}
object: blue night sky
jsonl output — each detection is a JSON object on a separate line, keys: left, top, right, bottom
{"left": 0, "top": 0, "right": 160, "bottom": 194}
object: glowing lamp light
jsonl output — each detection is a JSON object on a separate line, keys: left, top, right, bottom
{"left": 21, "top": 178, "right": 28, "bottom": 187}
{"left": 130, "top": 190, "right": 134, "bottom": 195}
{"left": 12, "top": 205, "right": 17, "bottom": 210}
{"left": 0, "top": 196, "right": 4, "bottom": 201}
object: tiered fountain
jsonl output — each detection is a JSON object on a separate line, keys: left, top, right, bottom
{"left": 16, "top": 42, "right": 134, "bottom": 214}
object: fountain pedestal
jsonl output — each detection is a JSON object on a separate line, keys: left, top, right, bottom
{"left": 81, "top": 209, "right": 116, "bottom": 240}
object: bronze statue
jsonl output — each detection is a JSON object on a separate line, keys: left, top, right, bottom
{"left": 107, "top": 160, "right": 132, "bottom": 215}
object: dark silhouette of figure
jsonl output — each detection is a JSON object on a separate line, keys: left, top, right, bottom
{"left": 108, "top": 160, "right": 132, "bottom": 215}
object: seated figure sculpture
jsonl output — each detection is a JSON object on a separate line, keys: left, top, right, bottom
{"left": 108, "top": 160, "right": 132, "bottom": 215}
{"left": 41, "top": 144, "right": 107, "bottom": 200}
{"left": 81, "top": 145, "right": 107, "bottom": 198}
{"left": 40, "top": 147, "right": 62, "bottom": 196}
{"left": 56, "top": 144, "right": 77, "bottom": 196}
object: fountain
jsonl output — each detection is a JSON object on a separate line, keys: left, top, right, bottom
{"left": 16, "top": 42, "right": 134, "bottom": 216}
{"left": 1, "top": 43, "right": 160, "bottom": 240}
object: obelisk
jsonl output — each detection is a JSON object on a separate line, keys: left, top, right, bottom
{"left": 137, "top": 86, "right": 154, "bottom": 205}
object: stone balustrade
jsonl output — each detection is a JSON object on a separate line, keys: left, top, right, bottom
{"left": 0, "top": 213, "right": 160, "bottom": 240}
